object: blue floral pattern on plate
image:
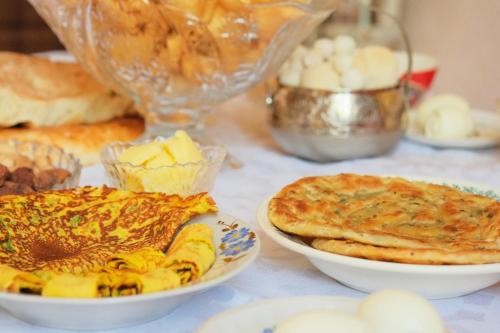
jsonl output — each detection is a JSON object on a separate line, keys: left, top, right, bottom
{"left": 218, "top": 221, "right": 257, "bottom": 263}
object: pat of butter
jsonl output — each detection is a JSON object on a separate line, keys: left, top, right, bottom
{"left": 117, "top": 131, "right": 204, "bottom": 195}
{"left": 163, "top": 130, "right": 203, "bottom": 164}
{"left": 118, "top": 142, "right": 165, "bottom": 166}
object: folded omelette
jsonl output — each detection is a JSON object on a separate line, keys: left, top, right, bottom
{"left": 0, "top": 187, "right": 217, "bottom": 297}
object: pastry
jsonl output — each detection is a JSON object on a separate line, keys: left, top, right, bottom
{"left": 0, "top": 117, "right": 144, "bottom": 165}
{"left": 0, "top": 52, "right": 133, "bottom": 128}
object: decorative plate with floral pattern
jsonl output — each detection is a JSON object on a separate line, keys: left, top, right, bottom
{"left": 0, "top": 212, "right": 260, "bottom": 330}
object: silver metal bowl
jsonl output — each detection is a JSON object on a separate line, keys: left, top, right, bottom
{"left": 266, "top": 83, "right": 407, "bottom": 162}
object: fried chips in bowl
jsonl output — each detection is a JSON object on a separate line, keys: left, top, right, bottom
{"left": 0, "top": 187, "right": 260, "bottom": 329}
{"left": 259, "top": 174, "right": 500, "bottom": 298}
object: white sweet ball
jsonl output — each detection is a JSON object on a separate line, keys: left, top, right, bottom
{"left": 303, "top": 49, "right": 323, "bottom": 68}
{"left": 332, "top": 53, "right": 354, "bottom": 73}
{"left": 424, "top": 108, "right": 475, "bottom": 139}
{"left": 278, "top": 60, "right": 291, "bottom": 75}
{"left": 301, "top": 62, "right": 340, "bottom": 91}
{"left": 291, "top": 45, "right": 308, "bottom": 61}
{"left": 357, "top": 289, "right": 446, "bottom": 333}
{"left": 341, "top": 68, "right": 365, "bottom": 90}
{"left": 332, "top": 35, "right": 356, "bottom": 54}
{"left": 353, "top": 45, "right": 399, "bottom": 90}
{"left": 416, "top": 93, "right": 470, "bottom": 130}
{"left": 278, "top": 69, "right": 302, "bottom": 87}
{"left": 275, "top": 310, "right": 368, "bottom": 333}
{"left": 313, "top": 38, "right": 335, "bottom": 59}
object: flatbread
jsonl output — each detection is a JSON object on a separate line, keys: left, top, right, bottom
{"left": 0, "top": 52, "right": 133, "bottom": 128}
{"left": 268, "top": 174, "right": 499, "bottom": 264}
{"left": 0, "top": 117, "right": 144, "bottom": 165}
{"left": 312, "top": 239, "right": 500, "bottom": 265}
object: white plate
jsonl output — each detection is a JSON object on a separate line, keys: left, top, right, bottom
{"left": 257, "top": 176, "right": 500, "bottom": 299}
{"left": 406, "top": 110, "right": 500, "bottom": 149}
{"left": 0, "top": 212, "right": 260, "bottom": 330}
{"left": 196, "top": 295, "right": 361, "bottom": 333}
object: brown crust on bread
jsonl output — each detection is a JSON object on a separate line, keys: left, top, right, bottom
{"left": 312, "top": 238, "right": 500, "bottom": 265}
{"left": 0, "top": 117, "right": 144, "bottom": 165}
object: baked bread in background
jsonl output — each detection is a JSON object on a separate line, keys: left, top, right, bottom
{"left": 0, "top": 117, "right": 144, "bottom": 166}
{"left": 0, "top": 52, "right": 133, "bottom": 128}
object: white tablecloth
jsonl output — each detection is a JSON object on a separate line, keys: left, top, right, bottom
{"left": 2, "top": 88, "right": 499, "bottom": 333}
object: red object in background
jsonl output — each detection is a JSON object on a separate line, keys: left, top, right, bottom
{"left": 396, "top": 52, "right": 438, "bottom": 106}
{"left": 403, "top": 68, "right": 438, "bottom": 106}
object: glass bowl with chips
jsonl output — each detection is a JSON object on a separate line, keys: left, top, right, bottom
{"left": 101, "top": 136, "right": 226, "bottom": 197}
{"left": 28, "top": 0, "right": 340, "bottom": 142}
{"left": 0, "top": 139, "right": 81, "bottom": 194}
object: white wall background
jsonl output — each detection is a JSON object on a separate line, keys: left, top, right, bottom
{"left": 402, "top": 0, "right": 500, "bottom": 111}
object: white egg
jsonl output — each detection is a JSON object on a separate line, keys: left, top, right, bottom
{"left": 278, "top": 69, "right": 302, "bottom": 87}
{"left": 341, "top": 68, "right": 365, "bottom": 90}
{"left": 357, "top": 289, "right": 446, "bottom": 333}
{"left": 416, "top": 93, "right": 470, "bottom": 130}
{"left": 332, "top": 35, "right": 356, "bottom": 55}
{"left": 275, "top": 310, "right": 369, "bottom": 333}
{"left": 301, "top": 62, "right": 340, "bottom": 91}
{"left": 313, "top": 38, "right": 335, "bottom": 59}
{"left": 302, "top": 49, "right": 323, "bottom": 68}
{"left": 332, "top": 53, "right": 354, "bottom": 73}
{"left": 424, "top": 108, "right": 475, "bottom": 139}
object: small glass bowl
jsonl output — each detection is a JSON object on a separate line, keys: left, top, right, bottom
{"left": 0, "top": 139, "right": 81, "bottom": 190}
{"left": 101, "top": 138, "right": 226, "bottom": 196}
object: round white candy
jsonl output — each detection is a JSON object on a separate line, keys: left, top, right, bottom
{"left": 341, "top": 68, "right": 365, "bottom": 90}
{"left": 353, "top": 45, "right": 399, "bottom": 90}
{"left": 278, "top": 69, "right": 302, "bottom": 87}
{"left": 313, "top": 38, "right": 335, "bottom": 59}
{"left": 333, "top": 35, "right": 356, "bottom": 54}
{"left": 358, "top": 289, "right": 446, "bottom": 333}
{"left": 332, "top": 53, "right": 354, "bottom": 73}
{"left": 303, "top": 49, "right": 323, "bottom": 68}
{"left": 278, "top": 60, "right": 291, "bottom": 76}
{"left": 291, "top": 45, "right": 308, "bottom": 61}
{"left": 301, "top": 62, "right": 340, "bottom": 91}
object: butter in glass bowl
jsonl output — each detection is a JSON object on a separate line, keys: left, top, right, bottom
{"left": 101, "top": 131, "right": 226, "bottom": 196}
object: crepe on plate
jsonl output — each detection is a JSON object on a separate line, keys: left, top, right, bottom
{"left": 0, "top": 224, "right": 216, "bottom": 297}
{"left": 268, "top": 174, "right": 500, "bottom": 264}
{"left": 0, "top": 186, "right": 216, "bottom": 273}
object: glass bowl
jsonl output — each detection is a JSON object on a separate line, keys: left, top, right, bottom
{"left": 101, "top": 138, "right": 226, "bottom": 197}
{"left": 0, "top": 140, "right": 81, "bottom": 191}
{"left": 28, "top": 0, "right": 340, "bottom": 140}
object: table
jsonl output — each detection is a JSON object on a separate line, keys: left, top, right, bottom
{"left": 2, "top": 88, "right": 499, "bottom": 333}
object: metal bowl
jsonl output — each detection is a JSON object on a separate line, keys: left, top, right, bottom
{"left": 267, "top": 83, "right": 407, "bottom": 162}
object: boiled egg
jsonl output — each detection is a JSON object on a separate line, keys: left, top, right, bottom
{"left": 416, "top": 93, "right": 471, "bottom": 132}
{"left": 275, "top": 310, "right": 369, "bottom": 333}
{"left": 357, "top": 289, "right": 446, "bottom": 333}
